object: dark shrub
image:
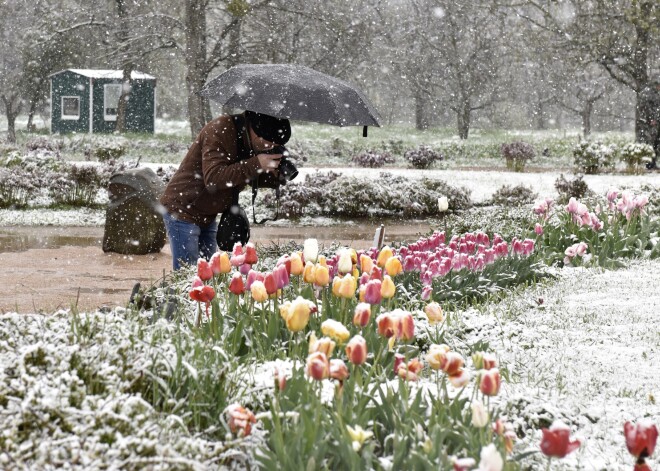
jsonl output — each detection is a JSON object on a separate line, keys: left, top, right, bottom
{"left": 554, "top": 174, "right": 590, "bottom": 204}
{"left": 490, "top": 184, "right": 538, "bottom": 206}
{"left": 404, "top": 145, "right": 443, "bottom": 169}
{"left": 351, "top": 150, "right": 396, "bottom": 168}
{"left": 501, "top": 141, "right": 535, "bottom": 172}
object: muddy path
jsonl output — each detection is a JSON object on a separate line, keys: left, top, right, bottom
{"left": 0, "top": 223, "right": 432, "bottom": 313}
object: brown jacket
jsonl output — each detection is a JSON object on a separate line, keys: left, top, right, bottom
{"left": 160, "top": 114, "right": 278, "bottom": 226}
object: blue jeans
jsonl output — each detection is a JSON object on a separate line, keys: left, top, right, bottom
{"left": 163, "top": 212, "right": 218, "bottom": 270}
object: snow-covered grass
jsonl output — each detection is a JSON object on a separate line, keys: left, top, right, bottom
{"left": 458, "top": 259, "right": 660, "bottom": 470}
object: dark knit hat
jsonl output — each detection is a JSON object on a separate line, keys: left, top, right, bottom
{"left": 245, "top": 110, "right": 291, "bottom": 145}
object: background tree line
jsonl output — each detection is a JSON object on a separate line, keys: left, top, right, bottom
{"left": 0, "top": 0, "right": 657, "bottom": 143}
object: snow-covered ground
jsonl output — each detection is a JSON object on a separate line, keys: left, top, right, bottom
{"left": 460, "top": 260, "right": 660, "bottom": 470}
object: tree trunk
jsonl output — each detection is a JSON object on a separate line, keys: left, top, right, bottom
{"left": 534, "top": 100, "right": 546, "bottom": 130}
{"left": 222, "top": 19, "right": 242, "bottom": 115}
{"left": 582, "top": 101, "right": 593, "bottom": 137}
{"left": 2, "top": 94, "right": 22, "bottom": 144}
{"left": 26, "top": 99, "right": 38, "bottom": 132}
{"left": 456, "top": 99, "right": 471, "bottom": 140}
{"left": 632, "top": 2, "right": 651, "bottom": 142}
{"left": 115, "top": 0, "right": 131, "bottom": 133}
{"left": 185, "top": 0, "right": 210, "bottom": 138}
{"left": 414, "top": 90, "right": 430, "bottom": 130}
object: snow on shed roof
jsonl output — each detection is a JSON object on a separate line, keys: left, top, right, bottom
{"left": 49, "top": 69, "right": 156, "bottom": 80}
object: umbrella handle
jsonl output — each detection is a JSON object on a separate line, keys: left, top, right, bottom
{"left": 363, "top": 126, "right": 368, "bottom": 137}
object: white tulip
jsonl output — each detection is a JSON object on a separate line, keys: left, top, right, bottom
{"left": 438, "top": 196, "right": 449, "bottom": 212}
{"left": 337, "top": 249, "right": 353, "bottom": 274}
{"left": 478, "top": 443, "right": 503, "bottom": 471}
{"left": 303, "top": 238, "right": 319, "bottom": 263}
{"left": 471, "top": 400, "right": 489, "bottom": 428}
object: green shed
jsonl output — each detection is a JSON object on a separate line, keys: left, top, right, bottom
{"left": 49, "top": 69, "right": 156, "bottom": 134}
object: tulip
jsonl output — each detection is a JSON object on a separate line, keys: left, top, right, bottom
{"left": 212, "top": 251, "right": 231, "bottom": 274}
{"left": 364, "top": 279, "right": 382, "bottom": 304}
{"left": 246, "top": 269, "right": 263, "bottom": 290}
{"left": 309, "top": 333, "right": 336, "bottom": 357}
{"left": 273, "top": 264, "right": 290, "bottom": 289}
{"left": 438, "top": 196, "right": 449, "bottom": 212}
{"left": 228, "top": 273, "right": 245, "bottom": 295}
{"left": 398, "top": 310, "right": 415, "bottom": 340}
{"left": 303, "top": 238, "right": 319, "bottom": 263}
{"left": 263, "top": 272, "right": 277, "bottom": 295}
{"left": 624, "top": 420, "right": 658, "bottom": 459}
{"left": 376, "top": 246, "right": 394, "bottom": 267}
{"left": 345, "top": 335, "right": 368, "bottom": 365}
{"left": 191, "top": 276, "right": 204, "bottom": 289}
{"left": 424, "top": 302, "right": 444, "bottom": 325}
{"left": 534, "top": 223, "right": 544, "bottom": 236}
{"left": 381, "top": 275, "right": 396, "bottom": 298}
{"left": 452, "top": 457, "right": 476, "bottom": 471}
{"left": 421, "top": 285, "right": 432, "bottom": 301}
{"left": 290, "top": 252, "right": 304, "bottom": 275}
{"left": 540, "top": 421, "right": 581, "bottom": 458}
{"left": 303, "top": 261, "right": 316, "bottom": 284}
{"left": 318, "top": 255, "right": 327, "bottom": 266}
{"left": 226, "top": 404, "right": 257, "bottom": 437}
{"left": 440, "top": 351, "right": 464, "bottom": 376}
{"left": 353, "top": 303, "right": 371, "bottom": 328}
{"left": 337, "top": 249, "right": 353, "bottom": 274}
{"left": 397, "top": 357, "right": 423, "bottom": 381}
{"left": 478, "top": 443, "right": 503, "bottom": 471}
{"left": 230, "top": 243, "right": 245, "bottom": 266}
{"left": 329, "top": 359, "right": 350, "bottom": 381}
{"left": 471, "top": 400, "right": 489, "bottom": 427}
{"left": 360, "top": 254, "right": 374, "bottom": 276}
{"left": 244, "top": 242, "right": 258, "bottom": 265}
{"left": 337, "top": 274, "right": 357, "bottom": 299}
{"left": 189, "top": 284, "right": 215, "bottom": 304}
{"left": 377, "top": 312, "right": 399, "bottom": 338}
{"left": 426, "top": 344, "right": 451, "bottom": 370}
{"left": 393, "top": 353, "right": 406, "bottom": 374}
{"left": 346, "top": 424, "right": 373, "bottom": 452}
{"left": 284, "top": 297, "right": 313, "bottom": 332}
{"left": 370, "top": 266, "right": 383, "bottom": 281}
{"left": 197, "top": 258, "right": 213, "bottom": 281}
{"left": 472, "top": 351, "right": 498, "bottom": 370}
{"left": 321, "top": 319, "right": 351, "bottom": 343}
{"left": 384, "top": 256, "right": 403, "bottom": 277}
{"left": 250, "top": 280, "right": 268, "bottom": 303}
{"left": 479, "top": 368, "right": 501, "bottom": 396}
{"left": 306, "top": 351, "right": 329, "bottom": 380}
{"left": 448, "top": 369, "right": 470, "bottom": 388}
{"left": 274, "top": 367, "right": 287, "bottom": 392}
{"left": 315, "top": 264, "right": 330, "bottom": 287}
{"left": 332, "top": 276, "right": 342, "bottom": 297}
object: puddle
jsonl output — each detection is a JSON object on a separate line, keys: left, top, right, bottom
{"left": 0, "top": 221, "right": 434, "bottom": 253}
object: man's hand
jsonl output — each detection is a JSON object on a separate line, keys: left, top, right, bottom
{"left": 257, "top": 153, "right": 282, "bottom": 173}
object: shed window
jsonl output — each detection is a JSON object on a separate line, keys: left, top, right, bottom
{"left": 104, "top": 84, "right": 122, "bottom": 121}
{"left": 61, "top": 96, "right": 80, "bottom": 120}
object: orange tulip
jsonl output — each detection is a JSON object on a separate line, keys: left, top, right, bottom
{"left": 330, "top": 359, "right": 350, "bottom": 381}
{"left": 440, "top": 351, "right": 464, "bottom": 376}
{"left": 479, "top": 369, "right": 501, "bottom": 396}
{"left": 360, "top": 254, "right": 374, "bottom": 275}
{"left": 309, "top": 333, "right": 336, "bottom": 357}
{"left": 226, "top": 404, "right": 257, "bottom": 437}
{"left": 397, "top": 357, "right": 423, "bottom": 381}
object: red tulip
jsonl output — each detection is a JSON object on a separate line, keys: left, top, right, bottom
{"left": 624, "top": 420, "right": 658, "bottom": 459}
{"left": 353, "top": 303, "right": 371, "bottom": 328}
{"left": 226, "top": 404, "right": 256, "bottom": 437}
{"left": 540, "top": 421, "right": 581, "bottom": 458}
{"left": 263, "top": 272, "right": 277, "bottom": 295}
{"left": 306, "top": 352, "right": 330, "bottom": 380}
{"left": 244, "top": 242, "right": 258, "bottom": 265}
{"left": 329, "top": 359, "right": 350, "bottom": 381}
{"left": 197, "top": 258, "right": 213, "bottom": 281}
{"left": 345, "top": 335, "right": 368, "bottom": 365}
{"left": 189, "top": 285, "right": 215, "bottom": 304}
{"left": 228, "top": 273, "right": 245, "bottom": 295}
{"left": 191, "top": 276, "right": 204, "bottom": 289}
{"left": 479, "top": 368, "right": 501, "bottom": 396}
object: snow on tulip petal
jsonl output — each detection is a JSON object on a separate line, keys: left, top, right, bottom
{"left": 540, "top": 421, "right": 581, "bottom": 458}
{"left": 197, "top": 259, "right": 213, "bottom": 281}
{"left": 624, "top": 420, "right": 658, "bottom": 459}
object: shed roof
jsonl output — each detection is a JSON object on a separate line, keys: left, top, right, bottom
{"left": 49, "top": 69, "right": 156, "bottom": 80}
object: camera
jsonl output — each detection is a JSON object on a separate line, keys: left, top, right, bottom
{"left": 266, "top": 145, "right": 298, "bottom": 185}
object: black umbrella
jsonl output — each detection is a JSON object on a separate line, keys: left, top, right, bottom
{"left": 198, "top": 64, "right": 382, "bottom": 132}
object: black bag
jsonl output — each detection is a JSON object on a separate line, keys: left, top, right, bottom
{"left": 217, "top": 197, "right": 250, "bottom": 251}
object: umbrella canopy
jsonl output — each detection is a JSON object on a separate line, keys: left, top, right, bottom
{"left": 198, "top": 64, "right": 381, "bottom": 127}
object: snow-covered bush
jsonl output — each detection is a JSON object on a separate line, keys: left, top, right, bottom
{"left": 25, "top": 136, "right": 63, "bottom": 153}
{"left": 619, "top": 142, "right": 655, "bottom": 173}
{"left": 266, "top": 171, "right": 471, "bottom": 218}
{"left": 351, "top": 149, "right": 395, "bottom": 168}
{"left": 554, "top": 174, "right": 591, "bottom": 204}
{"left": 0, "top": 168, "right": 40, "bottom": 208}
{"left": 2, "top": 148, "right": 68, "bottom": 172}
{"left": 572, "top": 141, "right": 616, "bottom": 174}
{"left": 49, "top": 165, "right": 104, "bottom": 207}
{"left": 501, "top": 141, "right": 535, "bottom": 172}
{"left": 490, "top": 184, "right": 538, "bottom": 206}
{"left": 404, "top": 145, "right": 443, "bottom": 169}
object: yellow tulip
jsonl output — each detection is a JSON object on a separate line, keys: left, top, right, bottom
{"left": 338, "top": 274, "right": 357, "bottom": 299}
{"left": 321, "top": 319, "right": 351, "bottom": 343}
{"left": 349, "top": 248, "right": 358, "bottom": 265}
{"left": 424, "top": 302, "right": 444, "bottom": 325}
{"left": 315, "top": 264, "right": 330, "bottom": 287}
{"left": 303, "top": 261, "right": 316, "bottom": 284}
{"left": 359, "top": 254, "right": 374, "bottom": 275}
{"left": 290, "top": 252, "right": 304, "bottom": 276}
{"left": 318, "top": 255, "right": 327, "bottom": 267}
{"left": 309, "top": 333, "right": 336, "bottom": 357}
{"left": 279, "top": 301, "right": 292, "bottom": 320}
{"left": 286, "top": 297, "right": 312, "bottom": 332}
{"left": 381, "top": 275, "right": 396, "bottom": 299}
{"left": 376, "top": 246, "right": 394, "bottom": 267}
{"left": 352, "top": 267, "right": 360, "bottom": 279}
{"left": 218, "top": 251, "right": 231, "bottom": 274}
{"left": 385, "top": 256, "right": 403, "bottom": 277}
{"left": 332, "top": 276, "right": 342, "bottom": 297}
{"left": 250, "top": 281, "right": 268, "bottom": 303}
